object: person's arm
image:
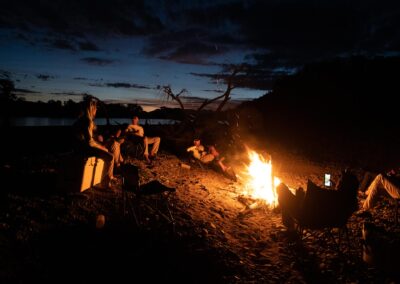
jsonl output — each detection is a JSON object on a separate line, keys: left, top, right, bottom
{"left": 89, "top": 138, "right": 108, "bottom": 151}
{"left": 87, "top": 123, "right": 108, "bottom": 151}
{"left": 126, "top": 125, "right": 137, "bottom": 132}
{"left": 187, "top": 146, "right": 196, "bottom": 152}
{"left": 198, "top": 145, "right": 205, "bottom": 154}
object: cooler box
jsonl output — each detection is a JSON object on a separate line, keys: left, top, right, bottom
{"left": 58, "top": 155, "right": 104, "bottom": 192}
{"left": 80, "top": 157, "right": 104, "bottom": 191}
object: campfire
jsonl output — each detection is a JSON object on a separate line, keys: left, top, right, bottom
{"left": 241, "top": 150, "right": 281, "bottom": 208}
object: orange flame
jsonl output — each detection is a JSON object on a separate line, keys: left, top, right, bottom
{"left": 242, "top": 150, "right": 280, "bottom": 207}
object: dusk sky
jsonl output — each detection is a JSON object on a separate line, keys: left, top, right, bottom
{"left": 1, "top": 0, "right": 399, "bottom": 111}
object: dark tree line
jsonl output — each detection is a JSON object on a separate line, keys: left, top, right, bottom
{"left": 0, "top": 78, "right": 186, "bottom": 120}
{"left": 1, "top": 98, "right": 147, "bottom": 118}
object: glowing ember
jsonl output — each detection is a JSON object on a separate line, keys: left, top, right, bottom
{"left": 242, "top": 150, "right": 281, "bottom": 207}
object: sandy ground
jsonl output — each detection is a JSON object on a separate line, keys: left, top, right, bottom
{"left": 124, "top": 150, "right": 399, "bottom": 283}
{"left": 1, "top": 149, "right": 399, "bottom": 283}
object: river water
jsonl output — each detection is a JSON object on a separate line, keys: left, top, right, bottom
{"left": 5, "top": 117, "right": 179, "bottom": 127}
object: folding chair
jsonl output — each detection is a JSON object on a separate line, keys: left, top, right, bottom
{"left": 278, "top": 172, "right": 359, "bottom": 251}
{"left": 136, "top": 180, "right": 176, "bottom": 232}
{"left": 120, "top": 168, "right": 176, "bottom": 232}
{"left": 123, "top": 135, "right": 145, "bottom": 159}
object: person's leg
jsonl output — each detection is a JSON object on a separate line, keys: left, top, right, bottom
{"left": 110, "top": 141, "right": 122, "bottom": 168}
{"left": 360, "top": 171, "right": 377, "bottom": 192}
{"left": 142, "top": 137, "right": 153, "bottom": 163}
{"left": 380, "top": 175, "right": 400, "bottom": 199}
{"left": 146, "top": 136, "right": 161, "bottom": 156}
{"left": 200, "top": 153, "right": 214, "bottom": 164}
{"left": 363, "top": 174, "right": 387, "bottom": 210}
{"left": 217, "top": 160, "right": 227, "bottom": 172}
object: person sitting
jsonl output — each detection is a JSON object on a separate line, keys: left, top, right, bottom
{"left": 187, "top": 139, "right": 236, "bottom": 180}
{"left": 362, "top": 168, "right": 400, "bottom": 210}
{"left": 101, "top": 128, "right": 125, "bottom": 170}
{"left": 187, "top": 139, "right": 223, "bottom": 167}
{"left": 277, "top": 170, "right": 359, "bottom": 231}
{"left": 72, "top": 97, "right": 115, "bottom": 189}
{"left": 187, "top": 138, "right": 206, "bottom": 161}
{"left": 125, "top": 116, "right": 161, "bottom": 163}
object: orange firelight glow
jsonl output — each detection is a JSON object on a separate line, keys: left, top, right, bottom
{"left": 242, "top": 150, "right": 281, "bottom": 207}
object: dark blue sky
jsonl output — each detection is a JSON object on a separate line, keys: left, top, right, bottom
{"left": 1, "top": 0, "right": 399, "bottom": 111}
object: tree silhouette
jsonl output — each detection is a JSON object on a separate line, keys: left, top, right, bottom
{"left": 206, "top": 64, "right": 242, "bottom": 112}
{"left": 156, "top": 65, "right": 246, "bottom": 136}
{"left": 0, "top": 78, "right": 17, "bottom": 127}
{"left": 0, "top": 78, "right": 16, "bottom": 102}
{"left": 160, "top": 85, "right": 188, "bottom": 110}
{"left": 160, "top": 64, "right": 245, "bottom": 113}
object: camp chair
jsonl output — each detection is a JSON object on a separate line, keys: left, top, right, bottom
{"left": 120, "top": 165, "right": 175, "bottom": 232}
{"left": 298, "top": 175, "right": 359, "bottom": 249}
{"left": 123, "top": 135, "right": 145, "bottom": 159}
{"left": 279, "top": 172, "right": 359, "bottom": 250}
{"left": 135, "top": 181, "right": 176, "bottom": 232}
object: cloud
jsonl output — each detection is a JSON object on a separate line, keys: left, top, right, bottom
{"left": 36, "top": 74, "right": 56, "bottom": 81}
{"left": 190, "top": 65, "right": 279, "bottom": 91}
{"left": 52, "top": 39, "right": 76, "bottom": 50}
{"left": 152, "top": 1, "right": 400, "bottom": 68}
{"left": 143, "top": 28, "right": 230, "bottom": 65}
{"left": 73, "top": 77, "right": 88, "bottom": 80}
{"left": 0, "top": 0, "right": 163, "bottom": 37}
{"left": 0, "top": 70, "right": 11, "bottom": 79}
{"left": 88, "top": 81, "right": 151, "bottom": 89}
{"left": 105, "top": 82, "right": 151, "bottom": 89}
{"left": 203, "top": 89, "right": 224, "bottom": 93}
{"left": 50, "top": 91, "right": 85, "bottom": 97}
{"left": 87, "top": 83, "right": 102, "bottom": 87}
{"left": 78, "top": 40, "right": 100, "bottom": 51}
{"left": 4, "top": 0, "right": 399, "bottom": 69}
{"left": 2, "top": 0, "right": 400, "bottom": 93}
{"left": 159, "top": 41, "right": 227, "bottom": 65}
{"left": 81, "top": 57, "right": 115, "bottom": 66}
{"left": 239, "top": 1, "right": 400, "bottom": 67}
{"left": 17, "top": 33, "right": 101, "bottom": 52}
{"left": 14, "top": 88, "right": 39, "bottom": 93}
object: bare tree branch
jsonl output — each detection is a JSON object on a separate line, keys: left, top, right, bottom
{"left": 215, "top": 67, "right": 241, "bottom": 112}
{"left": 161, "top": 85, "right": 187, "bottom": 110}
{"left": 195, "top": 65, "right": 243, "bottom": 113}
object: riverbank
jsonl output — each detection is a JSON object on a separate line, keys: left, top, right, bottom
{"left": 2, "top": 124, "right": 172, "bottom": 158}
{"left": 1, "top": 147, "right": 400, "bottom": 283}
